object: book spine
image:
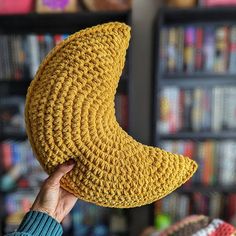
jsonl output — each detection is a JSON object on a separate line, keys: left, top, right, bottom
{"left": 212, "top": 87, "right": 223, "bottom": 132}
{"left": 192, "top": 88, "right": 202, "bottom": 132}
{"left": 160, "top": 28, "right": 168, "bottom": 73}
{"left": 195, "top": 27, "right": 204, "bottom": 72}
{"left": 176, "top": 27, "right": 184, "bottom": 72}
{"left": 184, "top": 27, "right": 195, "bottom": 73}
{"left": 229, "top": 26, "right": 236, "bottom": 72}
{"left": 167, "top": 27, "right": 177, "bottom": 73}
{"left": 1, "top": 141, "right": 12, "bottom": 170}
{"left": 159, "top": 88, "right": 170, "bottom": 134}
{"left": 183, "top": 89, "right": 193, "bottom": 131}
{"left": 28, "top": 35, "right": 40, "bottom": 78}
{"left": 228, "top": 88, "right": 236, "bottom": 129}
{"left": 214, "top": 26, "right": 229, "bottom": 73}
{"left": 203, "top": 26, "right": 215, "bottom": 72}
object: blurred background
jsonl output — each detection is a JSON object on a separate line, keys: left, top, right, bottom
{"left": 0, "top": 0, "right": 236, "bottom": 235}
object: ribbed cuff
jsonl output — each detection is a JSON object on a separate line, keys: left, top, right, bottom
{"left": 17, "top": 211, "right": 63, "bottom": 236}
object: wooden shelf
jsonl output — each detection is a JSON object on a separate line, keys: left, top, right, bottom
{"left": 0, "top": 78, "right": 128, "bottom": 95}
{"left": 178, "top": 185, "right": 236, "bottom": 194}
{"left": 0, "top": 11, "right": 130, "bottom": 34}
{"left": 158, "top": 131, "right": 236, "bottom": 140}
{"left": 160, "top": 6, "right": 236, "bottom": 25}
{"left": 160, "top": 78, "right": 236, "bottom": 87}
{"left": 162, "top": 72, "right": 236, "bottom": 79}
{"left": 0, "top": 134, "right": 27, "bottom": 141}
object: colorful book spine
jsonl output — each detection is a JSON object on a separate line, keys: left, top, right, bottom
{"left": 229, "top": 26, "right": 236, "bottom": 72}
{"left": 167, "top": 27, "right": 178, "bottom": 73}
{"left": 195, "top": 27, "right": 204, "bottom": 71}
{"left": 203, "top": 26, "right": 215, "bottom": 72}
{"left": 160, "top": 28, "right": 168, "bottom": 73}
{"left": 214, "top": 26, "right": 229, "bottom": 72}
{"left": 176, "top": 27, "right": 184, "bottom": 72}
{"left": 184, "top": 27, "right": 195, "bottom": 73}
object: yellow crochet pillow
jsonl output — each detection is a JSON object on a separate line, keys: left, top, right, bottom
{"left": 25, "top": 22, "right": 197, "bottom": 208}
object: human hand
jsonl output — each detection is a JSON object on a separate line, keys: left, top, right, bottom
{"left": 31, "top": 160, "right": 77, "bottom": 222}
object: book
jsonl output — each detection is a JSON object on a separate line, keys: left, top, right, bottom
{"left": 0, "top": 34, "right": 65, "bottom": 80}
{"left": 159, "top": 88, "right": 171, "bottom": 134}
{"left": 184, "top": 27, "right": 195, "bottom": 73}
{"left": 229, "top": 26, "right": 236, "bottom": 72}
{"left": 167, "top": 27, "right": 178, "bottom": 73}
{"left": 0, "top": 97, "right": 25, "bottom": 135}
{"left": 176, "top": 27, "right": 184, "bottom": 72}
{"left": 212, "top": 87, "right": 223, "bottom": 132}
{"left": 203, "top": 26, "right": 215, "bottom": 72}
{"left": 201, "top": 0, "right": 236, "bottom": 6}
{"left": 159, "top": 86, "right": 236, "bottom": 134}
{"left": 161, "top": 25, "right": 236, "bottom": 74}
{"left": 0, "top": 0, "right": 33, "bottom": 14}
{"left": 214, "top": 26, "right": 229, "bottom": 73}
{"left": 36, "top": 0, "right": 79, "bottom": 13}
{"left": 28, "top": 35, "right": 40, "bottom": 78}
{"left": 192, "top": 88, "right": 202, "bottom": 132}
{"left": 195, "top": 27, "right": 204, "bottom": 71}
{"left": 160, "top": 28, "right": 168, "bottom": 73}
{"left": 160, "top": 140, "right": 236, "bottom": 187}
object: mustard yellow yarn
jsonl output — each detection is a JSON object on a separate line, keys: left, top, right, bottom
{"left": 25, "top": 22, "right": 198, "bottom": 208}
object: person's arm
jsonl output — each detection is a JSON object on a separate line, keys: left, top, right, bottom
{"left": 5, "top": 160, "right": 76, "bottom": 236}
{"left": 6, "top": 211, "right": 63, "bottom": 236}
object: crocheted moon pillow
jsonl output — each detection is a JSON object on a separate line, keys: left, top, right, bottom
{"left": 25, "top": 22, "right": 198, "bottom": 208}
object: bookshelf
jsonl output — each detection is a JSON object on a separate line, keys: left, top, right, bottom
{"left": 0, "top": 11, "right": 131, "bottom": 235}
{"left": 153, "top": 7, "right": 236, "bottom": 225}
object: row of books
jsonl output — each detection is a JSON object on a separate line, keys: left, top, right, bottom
{"left": 0, "top": 97, "right": 25, "bottom": 135}
{"left": 71, "top": 203, "right": 127, "bottom": 236}
{"left": 161, "top": 140, "right": 236, "bottom": 186}
{"left": 160, "top": 25, "right": 236, "bottom": 73}
{"left": 0, "top": 94, "right": 128, "bottom": 136}
{"left": 0, "top": 140, "right": 46, "bottom": 191}
{"left": 159, "top": 86, "right": 236, "bottom": 134}
{"left": 0, "top": 34, "right": 129, "bottom": 81}
{"left": 155, "top": 193, "right": 236, "bottom": 225}
{"left": 3, "top": 190, "right": 37, "bottom": 234}
{"left": 4, "top": 190, "right": 128, "bottom": 236}
{"left": 0, "top": 0, "right": 131, "bottom": 15}
{"left": 0, "top": 34, "right": 66, "bottom": 80}
{"left": 1, "top": 140, "right": 128, "bottom": 235}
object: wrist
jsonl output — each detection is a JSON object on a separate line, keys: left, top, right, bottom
{"left": 17, "top": 211, "right": 63, "bottom": 236}
{"left": 31, "top": 206, "right": 59, "bottom": 222}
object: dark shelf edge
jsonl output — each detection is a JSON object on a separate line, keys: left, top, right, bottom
{"left": 177, "top": 185, "right": 236, "bottom": 193}
{"left": 0, "top": 134, "right": 28, "bottom": 141}
{"left": 0, "top": 80, "right": 31, "bottom": 84}
{"left": 0, "top": 78, "right": 128, "bottom": 93}
{"left": 159, "top": 78, "right": 236, "bottom": 87}
{"left": 161, "top": 73, "right": 236, "bottom": 79}
{"left": 0, "top": 11, "right": 130, "bottom": 18}
{"left": 162, "top": 6, "right": 236, "bottom": 14}
{"left": 0, "top": 11, "right": 131, "bottom": 34}
{"left": 160, "top": 6, "right": 236, "bottom": 25}
{"left": 158, "top": 131, "right": 236, "bottom": 140}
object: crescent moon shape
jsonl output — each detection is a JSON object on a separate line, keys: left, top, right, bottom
{"left": 25, "top": 22, "right": 197, "bottom": 208}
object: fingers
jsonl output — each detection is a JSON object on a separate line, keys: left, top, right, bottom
{"left": 47, "top": 160, "right": 75, "bottom": 185}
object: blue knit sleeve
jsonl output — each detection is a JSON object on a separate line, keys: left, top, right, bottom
{"left": 5, "top": 211, "right": 63, "bottom": 236}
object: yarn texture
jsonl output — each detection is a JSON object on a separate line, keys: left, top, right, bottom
{"left": 25, "top": 22, "right": 198, "bottom": 208}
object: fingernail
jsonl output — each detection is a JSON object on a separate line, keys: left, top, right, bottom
{"left": 66, "top": 159, "right": 75, "bottom": 166}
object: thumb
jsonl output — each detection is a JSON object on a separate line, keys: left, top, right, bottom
{"left": 47, "top": 160, "right": 75, "bottom": 185}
